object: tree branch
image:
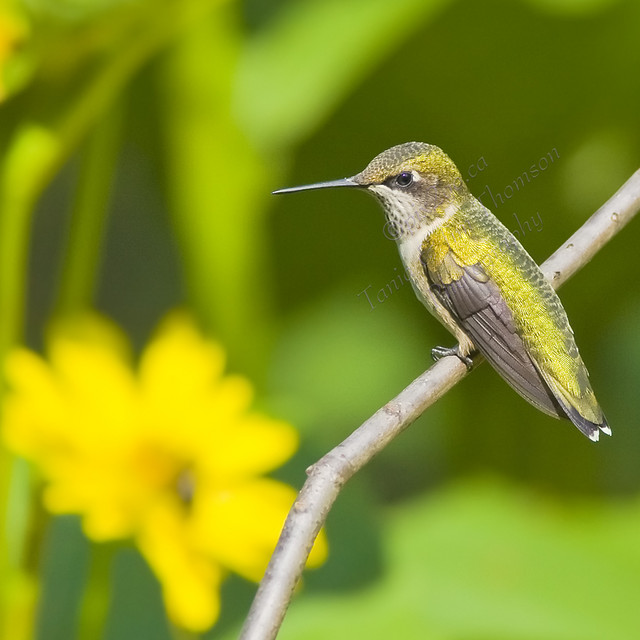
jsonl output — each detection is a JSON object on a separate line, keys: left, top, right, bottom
{"left": 239, "top": 169, "right": 640, "bottom": 640}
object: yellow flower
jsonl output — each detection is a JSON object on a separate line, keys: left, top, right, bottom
{"left": 2, "top": 312, "right": 327, "bottom": 631}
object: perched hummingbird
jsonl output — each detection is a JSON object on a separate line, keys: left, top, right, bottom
{"left": 274, "top": 142, "right": 610, "bottom": 441}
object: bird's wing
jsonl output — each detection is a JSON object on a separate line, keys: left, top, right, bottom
{"left": 423, "top": 250, "right": 564, "bottom": 418}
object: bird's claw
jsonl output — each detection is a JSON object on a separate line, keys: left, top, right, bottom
{"left": 431, "top": 345, "right": 474, "bottom": 371}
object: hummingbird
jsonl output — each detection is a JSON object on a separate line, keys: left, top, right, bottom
{"left": 274, "top": 142, "right": 611, "bottom": 441}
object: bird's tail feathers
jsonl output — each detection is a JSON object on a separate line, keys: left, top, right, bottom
{"left": 539, "top": 373, "right": 610, "bottom": 441}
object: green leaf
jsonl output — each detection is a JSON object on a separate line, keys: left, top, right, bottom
{"left": 236, "top": 0, "right": 451, "bottom": 152}
{"left": 160, "top": 8, "right": 274, "bottom": 378}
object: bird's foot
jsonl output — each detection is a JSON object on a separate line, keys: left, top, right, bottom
{"left": 431, "top": 345, "right": 474, "bottom": 371}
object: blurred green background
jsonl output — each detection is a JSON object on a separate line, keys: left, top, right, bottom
{"left": 2, "top": 0, "right": 640, "bottom": 638}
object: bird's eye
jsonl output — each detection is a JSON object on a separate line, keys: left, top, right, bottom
{"left": 395, "top": 171, "right": 413, "bottom": 187}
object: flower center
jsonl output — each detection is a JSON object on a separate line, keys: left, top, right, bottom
{"left": 132, "top": 445, "right": 195, "bottom": 507}
{"left": 175, "top": 468, "right": 195, "bottom": 505}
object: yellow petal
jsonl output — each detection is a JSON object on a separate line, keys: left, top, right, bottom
{"left": 137, "top": 497, "right": 223, "bottom": 631}
{"left": 50, "top": 340, "right": 137, "bottom": 440}
{"left": 3, "top": 348, "right": 67, "bottom": 429}
{"left": 47, "top": 313, "right": 131, "bottom": 357}
{"left": 190, "top": 478, "right": 326, "bottom": 582}
{"left": 139, "top": 313, "right": 226, "bottom": 403}
{"left": 203, "top": 414, "right": 298, "bottom": 480}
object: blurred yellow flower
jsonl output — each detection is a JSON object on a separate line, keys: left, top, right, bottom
{"left": 2, "top": 312, "right": 327, "bottom": 631}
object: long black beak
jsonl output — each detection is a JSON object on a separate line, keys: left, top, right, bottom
{"left": 272, "top": 177, "right": 360, "bottom": 194}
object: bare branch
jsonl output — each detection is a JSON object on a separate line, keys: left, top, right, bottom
{"left": 239, "top": 169, "right": 640, "bottom": 640}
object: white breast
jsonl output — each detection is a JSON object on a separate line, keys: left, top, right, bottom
{"left": 393, "top": 204, "right": 473, "bottom": 353}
